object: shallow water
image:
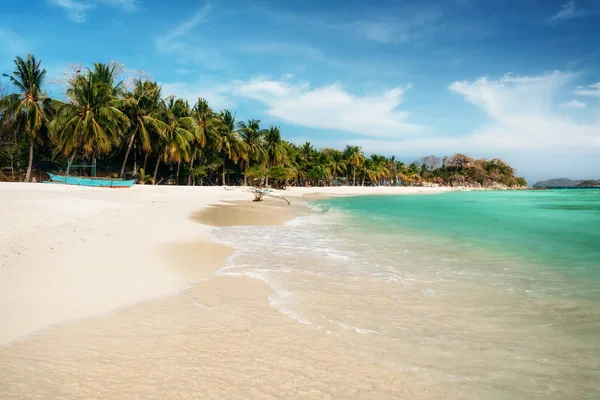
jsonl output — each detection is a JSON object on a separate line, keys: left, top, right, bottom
{"left": 211, "top": 189, "right": 600, "bottom": 399}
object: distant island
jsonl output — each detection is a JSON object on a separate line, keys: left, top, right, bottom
{"left": 533, "top": 178, "right": 600, "bottom": 188}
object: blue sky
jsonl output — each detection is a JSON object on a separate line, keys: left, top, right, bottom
{"left": 1, "top": 0, "right": 600, "bottom": 182}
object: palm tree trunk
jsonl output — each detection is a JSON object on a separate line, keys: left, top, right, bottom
{"left": 143, "top": 153, "right": 149, "bottom": 171}
{"left": 25, "top": 135, "right": 34, "bottom": 182}
{"left": 133, "top": 146, "right": 138, "bottom": 176}
{"left": 353, "top": 166, "right": 356, "bottom": 187}
{"left": 187, "top": 147, "right": 198, "bottom": 186}
{"left": 120, "top": 127, "right": 138, "bottom": 178}
{"left": 176, "top": 161, "right": 181, "bottom": 185}
{"left": 67, "top": 152, "right": 77, "bottom": 175}
{"left": 153, "top": 157, "right": 160, "bottom": 185}
{"left": 361, "top": 173, "right": 366, "bottom": 187}
{"left": 222, "top": 155, "right": 226, "bottom": 186}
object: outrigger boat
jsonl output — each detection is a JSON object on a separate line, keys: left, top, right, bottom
{"left": 47, "top": 173, "right": 136, "bottom": 188}
{"left": 45, "top": 161, "right": 136, "bottom": 188}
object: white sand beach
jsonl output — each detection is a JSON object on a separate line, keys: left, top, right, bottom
{"left": 0, "top": 183, "right": 454, "bottom": 399}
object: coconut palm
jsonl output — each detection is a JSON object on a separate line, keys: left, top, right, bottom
{"left": 51, "top": 69, "right": 129, "bottom": 173}
{"left": 343, "top": 145, "right": 365, "bottom": 186}
{"left": 237, "top": 118, "right": 266, "bottom": 186}
{"left": 369, "top": 154, "right": 390, "bottom": 185}
{"left": 154, "top": 97, "right": 195, "bottom": 185}
{"left": 264, "top": 125, "right": 287, "bottom": 186}
{"left": 216, "top": 110, "right": 246, "bottom": 186}
{"left": 360, "top": 158, "right": 376, "bottom": 186}
{"left": 116, "top": 79, "right": 167, "bottom": 178}
{"left": 323, "top": 148, "right": 346, "bottom": 186}
{"left": 188, "top": 97, "right": 219, "bottom": 185}
{"left": 1, "top": 54, "right": 55, "bottom": 181}
{"left": 283, "top": 142, "right": 306, "bottom": 186}
{"left": 264, "top": 125, "right": 287, "bottom": 166}
{"left": 90, "top": 62, "right": 124, "bottom": 96}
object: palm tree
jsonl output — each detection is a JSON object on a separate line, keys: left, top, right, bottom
{"left": 283, "top": 142, "right": 306, "bottom": 186}
{"left": 154, "top": 97, "right": 195, "bottom": 185}
{"left": 322, "top": 148, "right": 346, "bottom": 186}
{"left": 237, "top": 118, "right": 266, "bottom": 186}
{"left": 370, "top": 154, "right": 390, "bottom": 185}
{"left": 188, "top": 98, "right": 219, "bottom": 185}
{"left": 1, "top": 54, "right": 54, "bottom": 181}
{"left": 264, "top": 125, "right": 287, "bottom": 186}
{"left": 51, "top": 69, "right": 129, "bottom": 174}
{"left": 215, "top": 110, "right": 246, "bottom": 186}
{"left": 343, "top": 145, "right": 365, "bottom": 186}
{"left": 90, "top": 62, "right": 124, "bottom": 96}
{"left": 360, "top": 158, "right": 376, "bottom": 186}
{"left": 116, "top": 79, "right": 167, "bottom": 178}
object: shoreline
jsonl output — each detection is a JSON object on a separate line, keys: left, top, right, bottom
{"left": 0, "top": 183, "right": 453, "bottom": 346}
{"left": 0, "top": 183, "right": 451, "bottom": 398}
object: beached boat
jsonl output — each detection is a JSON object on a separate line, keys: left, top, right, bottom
{"left": 46, "top": 173, "right": 136, "bottom": 188}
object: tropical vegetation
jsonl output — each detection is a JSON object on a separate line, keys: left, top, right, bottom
{"left": 0, "top": 54, "right": 527, "bottom": 188}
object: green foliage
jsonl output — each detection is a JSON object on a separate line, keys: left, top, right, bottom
{"left": 136, "top": 167, "right": 154, "bottom": 185}
{"left": 267, "top": 165, "right": 294, "bottom": 188}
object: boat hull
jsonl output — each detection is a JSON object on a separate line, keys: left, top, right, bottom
{"left": 46, "top": 173, "right": 136, "bottom": 188}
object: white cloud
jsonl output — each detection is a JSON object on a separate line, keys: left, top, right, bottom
{"left": 447, "top": 71, "right": 598, "bottom": 150}
{"left": 573, "top": 82, "right": 600, "bottom": 97}
{"left": 559, "top": 100, "right": 587, "bottom": 108}
{"left": 355, "top": 9, "right": 442, "bottom": 43}
{"left": 160, "top": 81, "right": 236, "bottom": 111}
{"left": 49, "top": 0, "right": 137, "bottom": 23}
{"left": 50, "top": 0, "right": 92, "bottom": 23}
{"left": 550, "top": 0, "right": 592, "bottom": 21}
{"left": 233, "top": 78, "right": 424, "bottom": 138}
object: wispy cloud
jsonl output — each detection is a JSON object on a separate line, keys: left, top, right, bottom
{"left": 156, "top": 4, "right": 210, "bottom": 48}
{"left": 50, "top": 0, "right": 92, "bottom": 23}
{"left": 573, "top": 82, "right": 600, "bottom": 97}
{"left": 49, "top": 0, "right": 138, "bottom": 23}
{"left": 550, "top": 0, "right": 592, "bottom": 21}
{"left": 233, "top": 78, "right": 424, "bottom": 138}
{"left": 154, "top": 4, "right": 226, "bottom": 69}
{"left": 237, "top": 41, "right": 338, "bottom": 65}
{"left": 101, "top": 0, "right": 138, "bottom": 12}
{"left": 559, "top": 99, "right": 587, "bottom": 108}
{"left": 442, "top": 71, "right": 600, "bottom": 165}
{"left": 0, "top": 28, "right": 28, "bottom": 59}
{"left": 253, "top": 2, "right": 442, "bottom": 45}
{"left": 355, "top": 9, "right": 443, "bottom": 44}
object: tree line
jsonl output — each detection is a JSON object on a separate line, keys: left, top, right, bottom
{"left": 0, "top": 54, "right": 527, "bottom": 188}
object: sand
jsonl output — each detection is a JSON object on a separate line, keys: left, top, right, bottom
{"left": 0, "top": 182, "right": 453, "bottom": 399}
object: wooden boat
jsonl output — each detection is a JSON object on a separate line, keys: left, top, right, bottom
{"left": 46, "top": 173, "right": 136, "bottom": 188}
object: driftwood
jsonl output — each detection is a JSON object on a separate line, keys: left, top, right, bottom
{"left": 250, "top": 188, "right": 290, "bottom": 205}
{"left": 223, "top": 186, "right": 290, "bottom": 205}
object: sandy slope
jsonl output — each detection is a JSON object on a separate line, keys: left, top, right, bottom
{"left": 0, "top": 183, "right": 452, "bottom": 345}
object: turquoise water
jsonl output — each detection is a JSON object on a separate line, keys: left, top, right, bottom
{"left": 212, "top": 189, "right": 600, "bottom": 398}
{"left": 321, "top": 189, "right": 600, "bottom": 279}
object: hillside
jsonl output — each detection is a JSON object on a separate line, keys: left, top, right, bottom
{"left": 533, "top": 178, "right": 600, "bottom": 188}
